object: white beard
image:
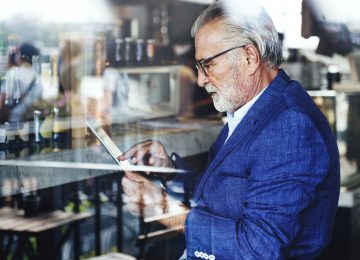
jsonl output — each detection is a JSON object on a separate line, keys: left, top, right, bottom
{"left": 205, "top": 85, "right": 234, "bottom": 112}
{"left": 205, "top": 69, "right": 243, "bottom": 113}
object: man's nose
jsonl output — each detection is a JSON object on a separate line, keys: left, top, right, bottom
{"left": 197, "top": 70, "right": 209, "bottom": 87}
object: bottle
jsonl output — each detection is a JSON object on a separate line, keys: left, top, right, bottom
{"left": 0, "top": 144, "right": 6, "bottom": 160}
{"left": 29, "top": 111, "right": 43, "bottom": 154}
{"left": 124, "top": 37, "right": 133, "bottom": 65}
{"left": 52, "top": 107, "right": 61, "bottom": 142}
{"left": 8, "top": 122, "right": 23, "bottom": 145}
{"left": 5, "top": 122, "right": 14, "bottom": 145}
{"left": 52, "top": 107, "right": 65, "bottom": 146}
{"left": 33, "top": 110, "right": 42, "bottom": 143}
{"left": 115, "top": 38, "right": 124, "bottom": 66}
{"left": 135, "top": 38, "right": 145, "bottom": 64}
{"left": 5, "top": 121, "right": 22, "bottom": 157}
{"left": 52, "top": 107, "right": 70, "bottom": 149}
{"left": 23, "top": 191, "right": 41, "bottom": 217}
{"left": 50, "top": 52, "right": 59, "bottom": 89}
{"left": 0, "top": 123, "right": 7, "bottom": 160}
{"left": 146, "top": 39, "right": 156, "bottom": 64}
{"left": 18, "top": 121, "right": 29, "bottom": 143}
{"left": 0, "top": 123, "right": 6, "bottom": 148}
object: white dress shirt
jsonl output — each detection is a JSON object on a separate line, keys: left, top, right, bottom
{"left": 225, "top": 88, "right": 266, "bottom": 142}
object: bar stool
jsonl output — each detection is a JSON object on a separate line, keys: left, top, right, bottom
{"left": 0, "top": 207, "right": 92, "bottom": 260}
{"left": 88, "top": 252, "right": 136, "bottom": 260}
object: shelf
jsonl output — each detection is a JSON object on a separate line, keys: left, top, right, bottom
{"left": 333, "top": 82, "right": 360, "bottom": 93}
{"left": 175, "top": 0, "right": 212, "bottom": 4}
{"left": 307, "top": 90, "right": 336, "bottom": 97}
{"left": 108, "top": 64, "right": 181, "bottom": 73}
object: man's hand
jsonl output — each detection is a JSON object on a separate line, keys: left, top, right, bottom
{"left": 118, "top": 140, "right": 175, "bottom": 182}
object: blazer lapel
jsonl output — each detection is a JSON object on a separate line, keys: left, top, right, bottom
{"left": 193, "top": 70, "right": 291, "bottom": 201}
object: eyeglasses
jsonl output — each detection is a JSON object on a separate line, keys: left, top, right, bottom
{"left": 195, "top": 45, "right": 246, "bottom": 76}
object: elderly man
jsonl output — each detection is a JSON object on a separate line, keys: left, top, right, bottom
{"left": 119, "top": 1, "right": 340, "bottom": 259}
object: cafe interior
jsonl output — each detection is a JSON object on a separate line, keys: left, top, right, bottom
{"left": 1, "top": 0, "right": 360, "bottom": 259}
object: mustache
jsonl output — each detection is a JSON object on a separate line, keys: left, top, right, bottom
{"left": 205, "top": 85, "right": 218, "bottom": 93}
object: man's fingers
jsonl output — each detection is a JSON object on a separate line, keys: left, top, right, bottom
{"left": 120, "top": 145, "right": 139, "bottom": 160}
{"left": 135, "top": 149, "right": 148, "bottom": 165}
{"left": 119, "top": 140, "right": 153, "bottom": 162}
{"left": 149, "top": 156, "right": 155, "bottom": 165}
{"left": 118, "top": 154, "right": 126, "bottom": 161}
{"left": 124, "top": 171, "right": 150, "bottom": 183}
{"left": 118, "top": 140, "right": 171, "bottom": 171}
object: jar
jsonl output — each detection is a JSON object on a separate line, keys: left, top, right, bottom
{"left": 146, "top": 39, "right": 156, "bottom": 63}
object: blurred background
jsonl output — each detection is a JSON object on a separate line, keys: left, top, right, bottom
{"left": 1, "top": 0, "right": 360, "bottom": 259}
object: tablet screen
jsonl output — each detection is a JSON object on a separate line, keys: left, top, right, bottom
{"left": 86, "top": 118, "right": 183, "bottom": 177}
{"left": 86, "top": 118, "right": 131, "bottom": 167}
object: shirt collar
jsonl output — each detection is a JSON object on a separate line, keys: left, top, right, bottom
{"left": 225, "top": 87, "right": 267, "bottom": 142}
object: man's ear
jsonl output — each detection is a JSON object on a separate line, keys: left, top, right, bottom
{"left": 244, "top": 45, "right": 260, "bottom": 74}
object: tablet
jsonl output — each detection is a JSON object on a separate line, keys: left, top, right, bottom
{"left": 86, "top": 118, "right": 182, "bottom": 177}
{"left": 86, "top": 118, "right": 131, "bottom": 168}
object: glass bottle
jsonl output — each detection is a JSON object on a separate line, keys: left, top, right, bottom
{"left": 146, "top": 39, "right": 156, "bottom": 64}
{"left": 115, "top": 38, "right": 124, "bottom": 65}
{"left": 33, "top": 110, "right": 42, "bottom": 143}
{"left": 124, "top": 37, "right": 133, "bottom": 64}
{"left": 0, "top": 123, "right": 6, "bottom": 148}
{"left": 52, "top": 107, "right": 60, "bottom": 142}
{"left": 136, "top": 38, "right": 145, "bottom": 64}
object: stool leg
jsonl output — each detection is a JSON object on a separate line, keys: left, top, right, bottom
{"left": 74, "top": 184, "right": 81, "bottom": 260}
{"left": 137, "top": 219, "right": 149, "bottom": 260}
{"left": 0, "top": 232, "right": 4, "bottom": 257}
{"left": 24, "top": 237, "right": 37, "bottom": 260}
{"left": 0, "top": 233, "right": 2, "bottom": 255}
{"left": 12, "top": 235, "right": 25, "bottom": 260}
{"left": 3, "top": 234, "right": 13, "bottom": 259}
{"left": 138, "top": 183, "right": 146, "bottom": 260}
{"left": 94, "top": 177, "right": 102, "bottom": 256}
{"left": 116, "top": 173, "right": 124, "bottom": 251}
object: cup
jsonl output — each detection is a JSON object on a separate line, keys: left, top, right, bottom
{"left": 23, "top": 194, "right": 41, "bottom": 217}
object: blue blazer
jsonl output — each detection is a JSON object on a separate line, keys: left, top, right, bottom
{"left": 171, "top": 70, "right": 340, "bottom": 260}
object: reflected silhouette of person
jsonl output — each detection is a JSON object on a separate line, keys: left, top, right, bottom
{"left": 1, "top": 42, "right": 43, "bottom": 123}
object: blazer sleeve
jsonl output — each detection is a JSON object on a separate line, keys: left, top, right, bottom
{"left": 167, "top": 124, "right": 227, "bottom": 195}
{"left": 166, "top": 152, "right": 196, "bottom": 195}
{"left": 184, "top": 110, "right": 337, "bottom": 259}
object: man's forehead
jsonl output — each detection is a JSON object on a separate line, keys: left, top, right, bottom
{"left": 196, "top": 21, "right": 224, "bottom": 40}
{"left": 194, "top": 22, "right": 225, "bottom": 59}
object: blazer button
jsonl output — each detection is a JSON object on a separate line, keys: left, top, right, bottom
{"left": 195, "top": 251, "right": 200, "bottom": 257}
{"left": 209, "top": 255, "right": 215, "bottom": 260}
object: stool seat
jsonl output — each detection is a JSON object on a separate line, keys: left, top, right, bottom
{"left": 88, "top": 252, "right": 136, "bottom": 260}
{"left": 0, "top": 208, "right": 92, "bottom": 234}
{"left": 0, "top": 207, "right": 93, "bottom": 259}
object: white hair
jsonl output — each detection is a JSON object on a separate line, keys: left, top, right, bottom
{"left": 191, "top": 0, "right": 283, "bottom": 68}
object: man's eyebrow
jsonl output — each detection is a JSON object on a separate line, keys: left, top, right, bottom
{"left": 195, "top": 57, "right": 205, "bottom": 62}
{"left": 194, "top": 53, "right": 204, "bottom": 60}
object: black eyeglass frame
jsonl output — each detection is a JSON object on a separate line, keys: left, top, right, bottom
{"left": 194, "top": 44, "right": 246, "bottom": 76}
